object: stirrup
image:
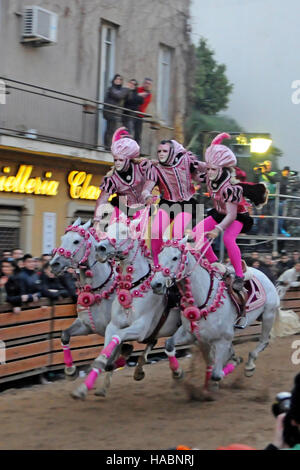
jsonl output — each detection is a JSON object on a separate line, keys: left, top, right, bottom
{"left": 234, "top": 315, "right": 248, "bottom": 329}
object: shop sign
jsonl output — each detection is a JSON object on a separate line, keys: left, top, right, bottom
{"left": 68, "top": 171, "right": 101, "bottom": 200}
{"left": 0, "top": 165, "right": 59, "bottom": 196}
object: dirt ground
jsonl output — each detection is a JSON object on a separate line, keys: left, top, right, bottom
{"left": 0, "top": 335, "right": 299, "bottom": 450}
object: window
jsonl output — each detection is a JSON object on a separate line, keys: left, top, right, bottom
{"left": 157, "top": 45, "right": 173, "bottom": 125}
{"left": 98, "top": 22, "right": 118, "bottom": 146}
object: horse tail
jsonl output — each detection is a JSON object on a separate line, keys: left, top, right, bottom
{"left": 270, "top": 307, "right": 300, "bottom": 340}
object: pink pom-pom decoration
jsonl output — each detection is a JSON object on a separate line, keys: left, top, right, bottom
{"left": 78, "top": 292, "right": 95, "bottom": 307}
{"left": 118, "top": 289, "right": 132, "bottom": 309}
{"left": 183, "top": 306, "right": 201, "bottom": 321}
{"left": 85, "top": 270, "right": 93, "bottom": 278}
{"left": 126, "top": 266, "right": 134, "bottom": 273}
{"left": 84, "top": 284, "right": 92, "bottom": 292}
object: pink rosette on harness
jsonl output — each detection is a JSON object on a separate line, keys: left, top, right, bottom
{"left": 205, "top": 133, "right": 237, "bottom": 168}
{"left": 183, "top": 306, "right": 201, "bottom": 321}
{"left": 118, "top": 289, "right": 132, "bottom": 309}
{"left": 77, "top": 292, "right": 95, "bottom": 307}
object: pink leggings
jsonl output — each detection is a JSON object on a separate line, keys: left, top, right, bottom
{"left": 151, "top": 209, "right": 192, "bottom": 265}
{"left": 192, "top": 216, "right": 244, "bottom": 277}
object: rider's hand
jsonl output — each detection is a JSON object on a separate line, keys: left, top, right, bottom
{"left": 145, "top": 196, "right": 154, "bottom": 206}
{"left": 206, "top": 229, "right": 220, "bottom": 239}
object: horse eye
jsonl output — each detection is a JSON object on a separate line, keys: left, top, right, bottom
{"left": 172, "top": 256, "right": 178, "bottom": 261}
{"left": 73, "top": 240, "right": 80, "bottom": 245}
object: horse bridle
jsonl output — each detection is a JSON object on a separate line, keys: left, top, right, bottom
{"left": 52, "top": 225, "right": 101, "bottom": 269}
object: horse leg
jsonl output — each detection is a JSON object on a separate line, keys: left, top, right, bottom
{"left": 71, "top": 320, "right": 146, "bottom": 400}
{"left": 134, "top": 342, "right": 156, "bottom": 381}
{"left": 211, "top": 338, "right": 234, "bottom": 382}
{"left": 61, "top": 318, "right": 91, "bottom": 380}
{"left": 165, "top": 325, "right": 193, "bottom": 380}
{"left": 245, "top": 305, "right": 276, "bottom": 377}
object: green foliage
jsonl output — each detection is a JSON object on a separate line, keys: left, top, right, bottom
{"left": 192, "top": 38, "right": 233, "bottom": 115}
{"left": 186, "top": 110, "right": 243, "bottom": 156}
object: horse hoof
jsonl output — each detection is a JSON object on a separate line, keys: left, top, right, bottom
{"left": 94, "top": 388, "right": 106, "bottom": 397}
{"left": 134, "top": 370, "right": 145, "bottom": 381}
{"left": 172, "top": 369, "right": 184, "bottom": 380}
{"left": 231, "top": 356, "right": 243, "bottom": 366}
{"left": 65, "top": 366, "right": 78, "bottom": 381}
{"left": 211, "top": 373, "right": 222, "bottom": 382}
{"left": 71, "top": 383, "right": 88, "bottom": 400}
{"left": 244, "top": 368, "right": 255, "bottom": 377}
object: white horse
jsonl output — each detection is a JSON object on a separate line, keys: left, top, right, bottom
{"left": 150, "top": 238, "right": 282, "bottom": 388}
{"left": 50, "top": 218, "right": 132, "bottom": 396}
{"left": 71, "top": 218, "right": 182, "bottom": 400}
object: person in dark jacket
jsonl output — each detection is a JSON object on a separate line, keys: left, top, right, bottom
{"left": 58, "top": 267, "right": 77, "bottom": 303}
{"left": 40, "top": 263, "right": 69, "bottom": 301}
{"left": 122, "top": 79, "right": 144, "bottom": 136}
{"left": 103, "top": 74, "right": 128, "bottom": 150}
{"left": 17, "top": 254, "right": 42, "bottom": 304}
{"left": 4, "top": 261, "right": 23, "bottom": 312}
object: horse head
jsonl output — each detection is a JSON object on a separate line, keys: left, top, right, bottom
{"left": 50, "top": 218, "right": 96, "bottom": 275}
{"left": 151, "top": 237, "right": 189, "bottom": 294}
{"left": 95, "top": 215, "right": 147, "bottom": 263}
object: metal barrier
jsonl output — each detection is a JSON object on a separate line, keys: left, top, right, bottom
{"left": 0, "top": 77, "right": 168, "bottom": 155}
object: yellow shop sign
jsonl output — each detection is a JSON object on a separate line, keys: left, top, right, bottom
{"left": 0, "top": 165, "right": 59, "bottom": 196}
{"left": 68, "top": 171, "right": 101, "bottom": 200}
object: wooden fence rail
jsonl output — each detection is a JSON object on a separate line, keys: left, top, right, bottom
{"left": 0, "top": 288, "right": 299, "bottom": 384}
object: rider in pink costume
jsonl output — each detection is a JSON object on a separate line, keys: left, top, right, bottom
{"left": 145, "top": 139, "right": 206, "bottom": 266}
{"left": 192, "top": 133, "right": 268, "bottom": 291}
{"left": 94, "top": 127, "right": 155, "bottom": 228}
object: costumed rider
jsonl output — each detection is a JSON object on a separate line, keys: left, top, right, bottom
{"left": 192, "top": 133, "right": 268, "bottom": 291}
{"left": 93, "top": 127, "right": 154, "bottom": 232}
{"left": 145, "top": 139, "right": 206, "bottom": 266}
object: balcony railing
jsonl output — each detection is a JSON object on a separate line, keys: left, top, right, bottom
{"left": 0, "top": 77, "right": 170, "bottom": 156}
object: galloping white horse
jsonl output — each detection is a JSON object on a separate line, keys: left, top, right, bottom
{"left": 71, "top": 218, "right": 182, "bottom": 400}
{"left": 50, "top": 218, "right": 132, "bottom": 395}
{"left": 151, "top": 238, "right": 281, "bottom": 387}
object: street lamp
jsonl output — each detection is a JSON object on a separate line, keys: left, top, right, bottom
{"left": 250, "top": 137, "right": 272, "bottom": 154}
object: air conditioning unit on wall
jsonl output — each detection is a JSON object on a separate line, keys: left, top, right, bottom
{"left": 21, "top": 6, "right": 58, "bottom": 46}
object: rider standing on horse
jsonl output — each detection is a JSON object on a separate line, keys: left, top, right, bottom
{"left": 192, "top": 133, "right": 268, "bottom": 291}
{"left": 93, "top": 127, "right": 155, "bottom": 231}
{"left": 144, "top": 139, "right": 206, "bottom": 265}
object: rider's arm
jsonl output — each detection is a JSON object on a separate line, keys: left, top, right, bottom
{"left": 216, "top": 201, "right": 238, "bottom": 232}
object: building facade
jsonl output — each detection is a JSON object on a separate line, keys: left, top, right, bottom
{"left": 0, "top": 0, "right": 191, "bottom": 255}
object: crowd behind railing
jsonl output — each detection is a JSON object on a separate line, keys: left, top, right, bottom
{"left": 0, "top": 249, "right": 77, "bottom": 313}
{"left": 0, "top": 247, "right": 299, "bottom": 313}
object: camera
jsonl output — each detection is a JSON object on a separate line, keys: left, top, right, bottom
{"left": 253, "top": 165, "right": 266, "bottom": 172}
{"left": 272, "top": 391, "right": 292, "bottom": 417}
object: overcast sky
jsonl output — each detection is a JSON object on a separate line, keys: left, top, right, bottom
{"left": 190, "top": 0, "right": 300, "bottom": 171}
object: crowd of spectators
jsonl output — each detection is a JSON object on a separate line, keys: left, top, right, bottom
{"left": 252, "top": 161, "right": 300, "bottom": 237}
{"left": 103, "top": 74, "right": 153, "bottom": 149}
{"left": 0, "top": 249, "right": 77, "bottom": 312}
{"left": 223, "top": 249, "right": 300, "bottom": 288}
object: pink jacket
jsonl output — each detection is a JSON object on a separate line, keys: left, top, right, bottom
{"left": 146, "top": 153, "right": 206, "bottom": 202}
{"left": 95, "top": 159, "right": 154, "bottom": 218}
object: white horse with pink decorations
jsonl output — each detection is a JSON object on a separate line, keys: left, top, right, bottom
{"left": 150, "top": 238, "right": 284, "bottom": 388}
{"left": 71, "top": 215, "right": 182, "bottom": 400}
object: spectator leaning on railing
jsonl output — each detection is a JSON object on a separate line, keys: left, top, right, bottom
{"left": 103, "top": 74, "right": 129, "bottom": 150}
{"left": 0, "top": 259, "right": 16, "bottom": 305}
{"left": 39, "top": 262, "right": 69, "bottom": 301}
{"left": 17, "top": 254, "right": 42, "bottom": 305}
